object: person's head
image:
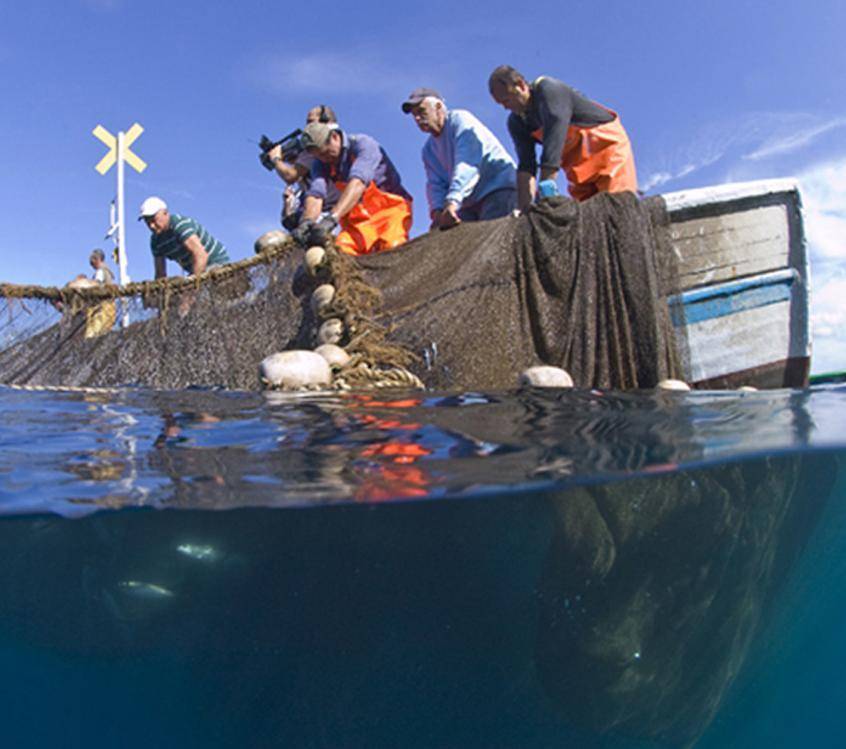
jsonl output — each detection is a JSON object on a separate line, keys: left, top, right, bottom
{"left": 401, "top": 89, "right": 447, "bottom": 136}
{"left": 305, "top": 104, "right": 337, "bottom": 125}
{"left": 488, "top": 65, "right": 532, "bottom": 115}
{"left": 89, "top": 248, "right": 106, "bottom": 269}
{"left": 138, "top": 196, "right": 170, "bottom": 234}
{"left": 300, "top": 122, "right": 343, "bottom": 164}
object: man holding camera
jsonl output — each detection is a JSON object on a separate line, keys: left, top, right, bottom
{"left": 293, "top": 123, "right": 413, "bottom": 255}
{"left": 262, "top": 105, "right": 339, "bottom": 230}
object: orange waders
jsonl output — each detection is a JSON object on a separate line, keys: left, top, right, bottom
{"left": 533, "top": 114, "right": 638, "bottom": 202}
{"left": 333, "top": 180, "right": 413, "bottom": 256}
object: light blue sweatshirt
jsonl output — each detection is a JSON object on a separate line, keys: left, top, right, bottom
{"left": 422, "top": 109, "right": 516, "bottom": 212}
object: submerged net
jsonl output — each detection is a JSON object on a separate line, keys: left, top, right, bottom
{"left": 0, "top": 193, "right": 685, "bottom": 392}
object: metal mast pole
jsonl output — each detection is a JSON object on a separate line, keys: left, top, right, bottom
{"left": 117, "top": 130, "right": 130, "bottom": 327}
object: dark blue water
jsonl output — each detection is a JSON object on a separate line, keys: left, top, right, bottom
{"left": 0, "top": 384, "right": 844, "bottom": 748}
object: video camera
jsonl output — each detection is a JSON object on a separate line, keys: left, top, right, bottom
{"left": 258, "top": 128, "right": 303, "bottom": 171}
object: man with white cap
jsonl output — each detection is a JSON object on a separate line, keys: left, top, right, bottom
{"left": 139, "top": 197, "right": 230, "bottom": 278}
{"left": 402, "top": 88, "right": 517, "bottom": 229}
{"left": 293, "top": 123, "right": 413, "bottom": 255}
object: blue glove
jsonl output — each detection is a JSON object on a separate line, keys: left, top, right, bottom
{"left": 537, "top": 179, "right": 559, "bottom": 199}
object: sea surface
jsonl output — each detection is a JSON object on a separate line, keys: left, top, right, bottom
{"left": 0, "top": 383, "right": 844, "bottom": 748}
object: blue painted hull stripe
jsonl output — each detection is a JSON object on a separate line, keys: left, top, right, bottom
{"left": 669, "top": 270, "right": 797, "bottom": 327}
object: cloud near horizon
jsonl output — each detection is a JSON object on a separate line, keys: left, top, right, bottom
{"left": 798, "top": 157, "right": 846, "bottom": 373}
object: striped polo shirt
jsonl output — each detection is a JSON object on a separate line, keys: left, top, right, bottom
{"left": 150, "top": 213, "right": 229, "bottom": 273}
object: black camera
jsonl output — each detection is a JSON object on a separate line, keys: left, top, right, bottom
{"left": 258, "top": 129, "right": 303, "bottom": 171}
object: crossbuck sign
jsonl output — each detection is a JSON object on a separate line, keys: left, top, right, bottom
{"left": 93, "top": 123, "right": 147, "bottom": 326}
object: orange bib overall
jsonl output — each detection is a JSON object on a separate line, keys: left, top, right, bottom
{"left": 333, "top": 180, "right": 413, "bottom": 256}
{"left": 533, "top": 113, "right": 638, "bottom": 202}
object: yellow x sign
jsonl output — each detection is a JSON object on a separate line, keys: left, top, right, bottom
{"left": 93, "top": 123, "right": 147, "bottom": 175}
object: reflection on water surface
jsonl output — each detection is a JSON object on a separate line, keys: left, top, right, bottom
{"left": 0, "top": 385, "right": 844, "bottom": 747}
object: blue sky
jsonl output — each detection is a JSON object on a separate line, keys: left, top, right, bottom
{"left": 1, "top": 0, "right": 845, "bottom": 372}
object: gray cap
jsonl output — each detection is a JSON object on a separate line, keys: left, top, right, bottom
{"left": 301, "top": 122, "right": 340, "bottom": 150}
{"left": 401, "top": 88, "right": 444, "bottom": 113}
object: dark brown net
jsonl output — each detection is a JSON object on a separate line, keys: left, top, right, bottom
{"left": 0, "top": 193, "right": 684, "bottom": 391}
{"left": 359, "top": 192, "right": 684, "bottom": 390}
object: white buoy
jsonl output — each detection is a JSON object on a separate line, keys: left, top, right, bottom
{"left": 254, "top": 229, "right": 288, "bottom": 254}
{"left": 311, "top": 284, "right": 335, "bottom": 316}
{"left": 304, "top": 246, "right": 327, "bottom": 277}
{"left": 317, "top": 318, "right": 344, "bottom": 345}
{"left": 657, "top": 379, "right": 691, "bottom": 392}
{"left": 315, "top": 343, "right": 351, "bottom": 368}
{"left": 260, "top": 350, "right": 332, "bottom": 389}
{"left": 519, "top": 366, "right": 574, "bottom": 388}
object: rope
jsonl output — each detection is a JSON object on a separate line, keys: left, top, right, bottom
{"left": 333, "top": 363, "right": 425, "bottom": 391}
{"left": 0, "top": 240, "right": 298, "bottom": 303}
{"left": 0, "top": 383, "right": 122, "bottom": 395}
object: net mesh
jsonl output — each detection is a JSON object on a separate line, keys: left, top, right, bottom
{"left": 0, "top": 193, "right": 686, "bottom": 391}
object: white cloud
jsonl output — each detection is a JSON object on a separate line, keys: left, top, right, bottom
{"left": 641, "top": 112, "right": 846, "bottom": 194}
{"left": 244, "top": 49, "right": 462, "bottom": 103}
{"left": 640, "top": 171, "right": 673, "bottom": 192}
{"left": 810, "top": 274, "right": 846, "bottom": 373}
{"left": 743, "top": 118, "right": 846, "bottom": 161}
{"left": 251, "top": 52, "right": 419, "bottom": 97}
{"left": 800, "top": 158, "right": 846, "bottom": 263}
{"left": 640, "top": 162, "right": 713, "bottom": 192}
{"left": 797, "top": 158, "right": 846, "bottom": 373}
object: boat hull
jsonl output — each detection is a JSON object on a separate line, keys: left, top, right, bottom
{"left": 665, "top": 179, "right": 811, "bottom": 388}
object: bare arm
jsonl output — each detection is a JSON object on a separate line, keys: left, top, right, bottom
{"left": 154, "top": 255, "right": 167, "bottom": 279}
{"left": 268, "top": 145, "right": 308, "bottom": 184}
{"left": 517, "top": 171, "right": 536, "bottom": 212}
{"left": 182, "top": 234, "right": 210, "bottom": 276}
{"left": 432, "top": 201, "right": 461, "bottom": 229}
{"left": 301, "top": 195, "right": 324, "bottom": 222}
{"left": 330, "top": 178, "right": 366, "bottom": 221}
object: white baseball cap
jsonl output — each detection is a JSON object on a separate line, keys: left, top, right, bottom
{"left": 139, "top": 196, "right": 168, "bottom": 219}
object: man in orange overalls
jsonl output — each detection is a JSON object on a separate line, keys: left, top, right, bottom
{"left": 488, "top": 65, "right": 638, "bottom": 209}
{"left": 293, "top": 122, "right": 413, "bottom": 255}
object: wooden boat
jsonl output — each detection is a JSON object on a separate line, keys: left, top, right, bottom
{"left": 664, "top": 178, "right": 810, "bottom": 388}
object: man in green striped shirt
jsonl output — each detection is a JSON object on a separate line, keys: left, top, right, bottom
{"left": 139, "top": 196, "right": 230, "bottom": 279}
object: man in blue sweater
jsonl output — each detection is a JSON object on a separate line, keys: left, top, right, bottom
{"left": 402, "top": 88, "right": 516, "bottom": 230}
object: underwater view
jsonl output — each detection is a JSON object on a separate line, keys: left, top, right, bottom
{"left": 0, "top": 383, "right": 843, "bottom": 748}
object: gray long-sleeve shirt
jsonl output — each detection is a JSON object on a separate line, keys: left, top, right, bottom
{"left": 507, "top": 76, "right": 614, "bottom": 174}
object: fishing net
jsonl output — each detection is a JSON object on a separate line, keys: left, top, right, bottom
{"left": 0, "top": 193, "right": 685, "bottom": 392}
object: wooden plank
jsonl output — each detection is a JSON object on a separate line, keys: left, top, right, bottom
{"left": 670, "top": 205, "right": 790, "bottom": 289}
{"left": 680, "top": 301, "right": 793, "bottom": 382}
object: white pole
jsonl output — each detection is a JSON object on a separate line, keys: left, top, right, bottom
{"left": 117, "top": 131, "right": 130, "bottom": 327}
